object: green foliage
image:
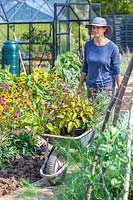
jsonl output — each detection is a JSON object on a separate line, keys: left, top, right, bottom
{"left": 21, "top": 28, "right": 50, "bottom": 44}
{"left": 0, "top": 132, "right": 37, "bottom": 167}
{"left": 91, "top": 0, "right": 133, "bottom": 15}
{"left": 0, "top": 53, "right": 109, "bottom": 137}
{"left": 71, "top": 23, "right": 88, "bottom": 50}
{"left": 44, "top": 91, "right": 94, "bottom": 135}
{"left": 47, "top": 112, "right": 130, "bottom": 200}
{"left": 51, "top": 51, "right": 82, "bottom": 91}
{"left": 6, "top": 112, "right": 132, "bottom": 200}
{"left": 90, "top": 90, "right": 111, "bottom": 123}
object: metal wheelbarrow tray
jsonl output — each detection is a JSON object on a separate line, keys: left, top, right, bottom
{"left": 40, "top": 127, "right": 96, "bottom": 182}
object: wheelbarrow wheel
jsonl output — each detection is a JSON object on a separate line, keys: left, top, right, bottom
{"left": 46, "top": 151, "right": 67, "bottom": 184}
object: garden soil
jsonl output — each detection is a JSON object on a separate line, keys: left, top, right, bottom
{"left": 0, "top": 76, "right": 133, "bottom": 200}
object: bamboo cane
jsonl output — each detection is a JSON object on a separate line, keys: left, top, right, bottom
{"left": 123, "top": 89, "right": 133, "bottom": 200}
{"left": 113, "top": 57, "right": 133, "bottom": 126}
{"left": 13, "top": 32, "right": 27, "bottom": 75}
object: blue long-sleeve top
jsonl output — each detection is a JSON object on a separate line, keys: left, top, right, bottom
{"left": 82, "top": 39, "right": 121, "bottom": 88}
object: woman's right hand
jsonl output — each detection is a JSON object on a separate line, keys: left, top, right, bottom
{"left": 77, "top": 85, "right": 82, "bottom": 95}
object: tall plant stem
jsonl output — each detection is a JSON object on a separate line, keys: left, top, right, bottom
{"left": 87, "top": 142, "right": 99, "bottom": 200}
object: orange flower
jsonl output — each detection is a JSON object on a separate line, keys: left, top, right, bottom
{"left": 22, "top": 98, "right": 29, "bottom": 105}
{"left": 13, "top": 96, "right": 19, "bottom": 103}
{"left": 13, "top": 114, "right": 19, "bottom": 120}
{"left": 17, "top": 88, "right": 22, "bottom": 94}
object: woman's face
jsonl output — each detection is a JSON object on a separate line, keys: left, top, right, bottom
{"left": 91, "top": 26, "right": 106, "bottom": 37}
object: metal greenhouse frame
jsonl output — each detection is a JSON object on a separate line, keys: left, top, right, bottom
{"left": 0, "top": 0, "right": 101, "bottom": 73}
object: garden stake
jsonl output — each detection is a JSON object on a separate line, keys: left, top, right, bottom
{"left": 87, "top": 92, "right": 119, "bottom": 199}
{"left": 102, "top": 56, "right": 133, "bottom": 130}
{"left": 87, "top": 141, "right": 100, "bottom": 200}
{"left": 87, "top": 57, "right": 133, "bottom": 200}
{"left": 9, "top": 25, "right": 27, "bottom": 75}
{"left": 123, "top": 89, "right": 133, "bottom": 200}
{"left": 13, "top": 32, "right": 27, "bottom": 75}
{"left": 37, "top": 45, "right": 47, "bottom": 68}
{"left": 113, "top": 57, "right": 133, "bottom": 126}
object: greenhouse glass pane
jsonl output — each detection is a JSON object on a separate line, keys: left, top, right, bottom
{"left": 26, "top": 1, "right": 53, "bottom": 18}
{"left": 57, "top": 6, "right": 78, "bottom": 21}
{"left": 0, "top": 0, "right": 90, "bottom": 23}
{"left": 9, "top": 5, "right": 53, "bottom": 22}
{"left": 69, "top": 0, "right": 89, "bottom": 2}
{"left": 0, "top": 6, "right": 7, "bottom": 23}
{"left": 71, "top": 4, "right": 90, "bottom": 20}
{"left": 0, "top": 0, "right": 18, "bottom": 13}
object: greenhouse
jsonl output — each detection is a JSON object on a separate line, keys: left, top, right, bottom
{"left": 0, "top": 0, "right": 101, "bottom": 73}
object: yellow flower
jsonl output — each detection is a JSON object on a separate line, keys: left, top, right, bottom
{"left": 8, "top": 91, "right": 12, "bottom": 97}
{"left": 20, "top": 72, "right": 26, "bottom": 77}
{"left": 6, "top": 95, "right": 11, "bottom": 103}
{"left": 9, "top": 107, "right": 14, "bottom": 114}
{"left": 33, "top": 67, "right": 40, "bottom": 72}
{"left": 43, "top": 80, "right": 48, "bottom": 84}
{"left": 22, "top": 98, "right": 29, "bottom": 105}
{"left": 23, "top": 93, "right": 29, "bottom": 99}
{"left": 0, "top": 105, "right": 4, "bottom": 113}
{"left": 0, "top": 115, "right": 7, "bottom": 123}
{"left": 20, "top": 103, "right": 23, "bottom": 108}
{"left": 18, "top": 81, "right": 25, "bottom": 87}
{"left": 50, "top": 72, "right": 60, "bottom": 79}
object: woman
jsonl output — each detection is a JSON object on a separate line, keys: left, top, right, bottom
{"left": 77, "top": 17, "right": 122, "bottom": 99}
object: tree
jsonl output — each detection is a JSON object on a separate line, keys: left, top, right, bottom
{"left": 91, "top": 0, "right": 133, "bottom": 16}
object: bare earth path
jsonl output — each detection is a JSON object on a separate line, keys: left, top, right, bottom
{"left": 0, "top": 76, "right": 133, "bottom": 200}
{"left": 121, "top": 75, "right": 133, "bottom": 113}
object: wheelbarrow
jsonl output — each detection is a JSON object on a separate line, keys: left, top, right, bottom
{"left": 40, "top": 128, "right": 96, "bottom": 183}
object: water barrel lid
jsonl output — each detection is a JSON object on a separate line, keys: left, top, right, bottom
{"left": 3, "top": 40, "right": 17, "bottom": 44}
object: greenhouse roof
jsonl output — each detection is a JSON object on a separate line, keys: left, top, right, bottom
{"left": 0, "top": 0, "right": 90, "bottom": 23}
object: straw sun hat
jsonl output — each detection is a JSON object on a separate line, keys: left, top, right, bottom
{"left": 85, "top": 17, "right": 112, "bottom": 36}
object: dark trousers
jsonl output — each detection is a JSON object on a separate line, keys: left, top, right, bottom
{"left": 87, "top": 86, "right": 115, "bottom": 100}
